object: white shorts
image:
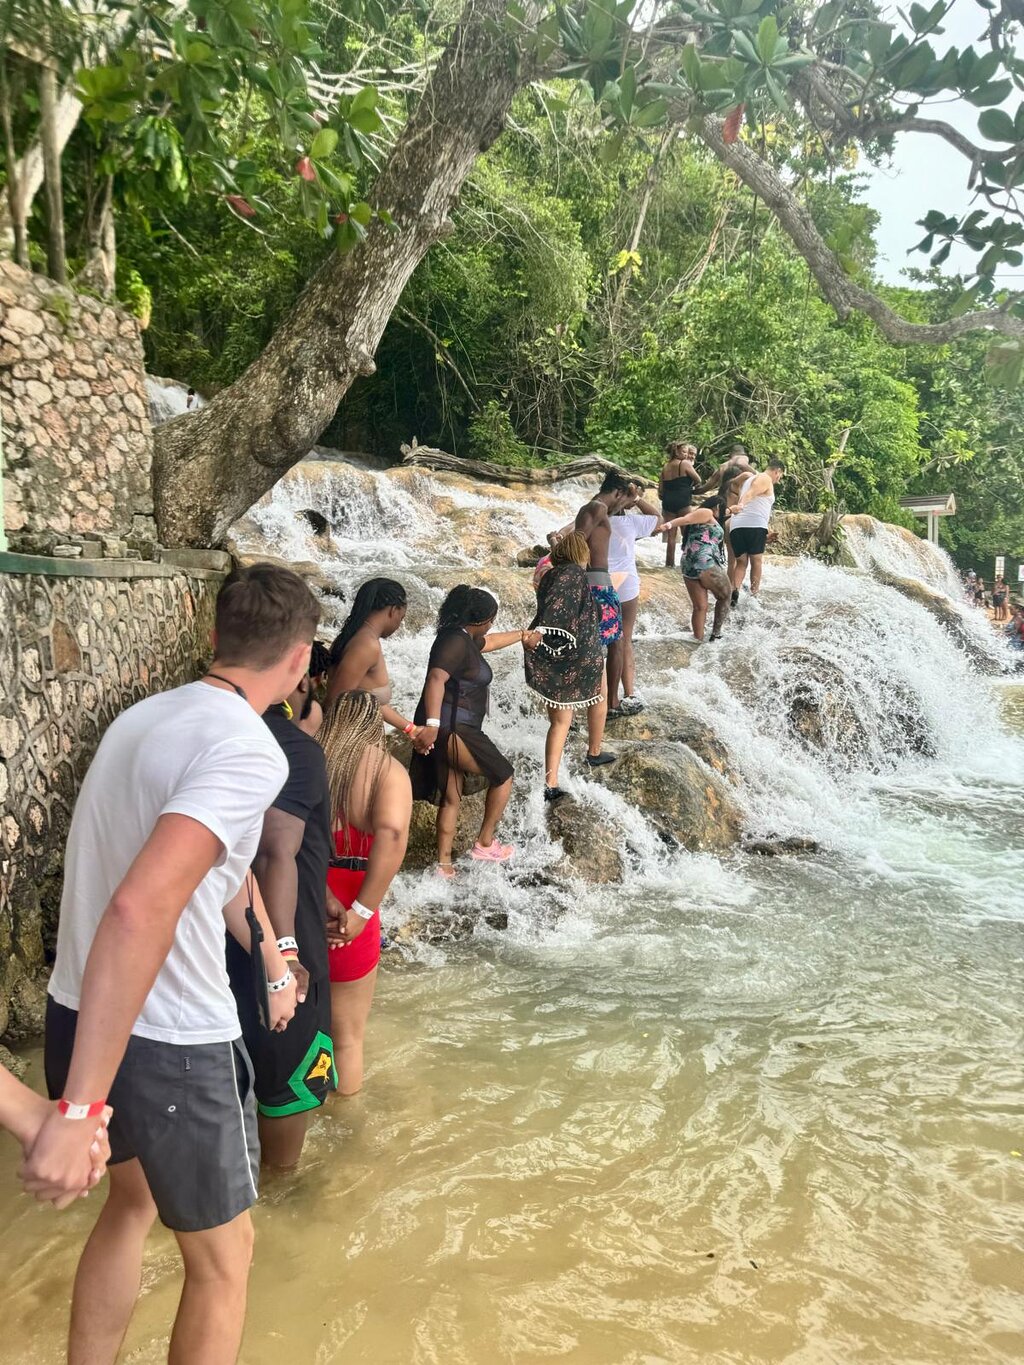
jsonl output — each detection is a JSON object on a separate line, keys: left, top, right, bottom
{"left": 616, "top": 572, "right": 640, "bottom": 604}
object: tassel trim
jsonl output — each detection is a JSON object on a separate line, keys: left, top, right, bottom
{"left": 536, "top": 625, "right": 577, "bottom": 658}
{"left": 526, "top": 686, "right": 604, "bottom": 711}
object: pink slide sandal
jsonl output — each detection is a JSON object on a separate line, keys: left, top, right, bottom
{"left": 470, "top": 841, "right": 515, "bottom": 863}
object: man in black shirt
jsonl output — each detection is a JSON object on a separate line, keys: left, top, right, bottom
{"left": 226, "top": 658, "right": 334, "bottom": 1169}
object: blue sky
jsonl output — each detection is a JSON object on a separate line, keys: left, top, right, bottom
{"left": 862, "top": 0, "right": 1019, "bottom": 285}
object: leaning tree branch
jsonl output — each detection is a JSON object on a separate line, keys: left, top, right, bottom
{"left": 696, "top": 114, "right": 1024, "bottom": 346}
{"left": 153, "top": 0, "right": 534, "bottom": 547}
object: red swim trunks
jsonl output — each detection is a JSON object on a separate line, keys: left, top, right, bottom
{"left": 327, "top": 826, "right": 381, "bottom": 983}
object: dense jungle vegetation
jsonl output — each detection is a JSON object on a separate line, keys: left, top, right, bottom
{"left": 4, "top": 0, "right": 1023, "bottom": 566}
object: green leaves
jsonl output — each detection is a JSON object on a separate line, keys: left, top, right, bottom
{"left": 310, "top": 126, "right": 338, "bottom": 159}
{"left": 978, "top": 107, "right": 1020, "bottom": 143}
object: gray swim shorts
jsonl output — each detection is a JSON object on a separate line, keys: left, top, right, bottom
{"left": 45, "top": 998, "right": 260, "bottom": 1232}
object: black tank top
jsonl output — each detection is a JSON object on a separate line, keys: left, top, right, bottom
{"left": 662, "top": 473, "right": 696, "bottom": 510}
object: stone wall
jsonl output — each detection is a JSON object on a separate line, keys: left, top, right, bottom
{"left": 0, "top": 260, "right": 156, "bottom": 557}
{"left": 0, "top": 555, "right": 223, "bottom": 1040}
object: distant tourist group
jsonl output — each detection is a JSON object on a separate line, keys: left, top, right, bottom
{"left": 3, "top": 440, "right": 786, "bottom": 1363}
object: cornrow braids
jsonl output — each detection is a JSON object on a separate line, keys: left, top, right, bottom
{"left": 436, "top": 585, "right": 498, "bottom": 631}
{"left": 330, "top": 577, "right": 407, "bottom": 667}
{"left": 318, "top": 690, "right": 389, "bottom": 856}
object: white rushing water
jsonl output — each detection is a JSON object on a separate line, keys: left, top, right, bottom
{"left": 1, "top": 456, "right": 1021, "bottom": 1364}
{"left": 229, "top": 457, "right": 1024, "bottom": 940}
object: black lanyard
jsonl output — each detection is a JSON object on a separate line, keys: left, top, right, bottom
{"left": 204, "top": 672, "right": 248, "bottom": 700}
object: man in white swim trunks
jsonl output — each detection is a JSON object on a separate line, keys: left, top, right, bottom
{"left": 607, "top": 482, "right": 663, "bottom": 717}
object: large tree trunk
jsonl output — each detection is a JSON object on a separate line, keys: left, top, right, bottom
{"left": 39, "top": 63, "right": 68, "bottom": 285}
{"left": 153, "top": 0, "right": 526, "bottom": 548}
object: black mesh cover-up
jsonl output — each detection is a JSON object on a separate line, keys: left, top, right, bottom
{"left": 410, "top": 627, "right": 514, "bottom": 804}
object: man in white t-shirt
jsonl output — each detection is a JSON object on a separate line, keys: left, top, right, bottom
{"left": 607, "top": 482, "right": 664, "bottom": 716}
{"left": 22, "top": 563, "right": 319, "bottom": 1365}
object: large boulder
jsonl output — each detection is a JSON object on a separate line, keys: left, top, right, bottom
{"left": 545, "top": 795, "right": 624, "bottom": 883}
{"left": 591, "top": 741, "right": 742, "bottom": 851}
{"left": 605, "top": 703, "right": 734, "bottom": 781}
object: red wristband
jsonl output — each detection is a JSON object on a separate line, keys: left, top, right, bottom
{"left": 403, "top": 722, "right": 416, "bottom": 736}
{"left": 58, "top": 1098, "right": 107, "bottom": 1120}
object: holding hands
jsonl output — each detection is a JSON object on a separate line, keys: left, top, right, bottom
{"left": 19, "top": 1098, "right": 113, "bottom": 1209}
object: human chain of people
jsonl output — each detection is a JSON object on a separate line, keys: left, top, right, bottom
{"left": 2, "top": 444, "right": 788, "bottom": 1362}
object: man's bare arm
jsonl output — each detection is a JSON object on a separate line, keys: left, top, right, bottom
{"left": 21, "top": 815, "right": 225, "bottom": 1202}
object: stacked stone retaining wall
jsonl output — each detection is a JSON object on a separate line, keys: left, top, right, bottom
{"left": 0, "top": 260, "right": 156, "bottom": 556}
{"left": 0, "top": 555, "right": 223, "bottom": 1041}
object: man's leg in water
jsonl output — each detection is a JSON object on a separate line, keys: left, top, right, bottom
{"left": 620, "top": 598, "right": 639, "bottom": 696}
{"left": 587, "top": 667, "right": 609, "bottom": 756}
{"left": 606, "top": 637, "right": 625, "bottom": 711}
{"left": 257, "top": 1112, "right": 308, "bottom": 1172}
{"left": 749, "top": 552, "right": 764, "bottom": 595}
{"left": 330, "top": 970, "right": 378, "bottom": 1095}
{"left": 731, "top": 552, "right": 749, "bottom": 591}
{"left": 684, "top": 577, "right": 708, "bottom": 640}
{"left": 169, "top": 1212, "right": 254, "bottom": 1365}
{"left": 69, "top": 1158, "right": 157, "bottom": 1365}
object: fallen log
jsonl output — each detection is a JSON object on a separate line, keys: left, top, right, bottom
{"left": 398, "top": 442, "right": 650, "bottom": 489}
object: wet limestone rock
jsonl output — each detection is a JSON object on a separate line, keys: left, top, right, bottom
{"left": 591, "top": 741, "right": 741, "bottom": 851}
{"left": 544, "top": 795, "right": 624, "bottom": 883}
{"left": 606, "top": 703, "right": 734, "bottom": 781}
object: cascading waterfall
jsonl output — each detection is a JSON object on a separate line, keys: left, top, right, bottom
{"left": 230, "top": 457, "right": 1022, "bottom": 941}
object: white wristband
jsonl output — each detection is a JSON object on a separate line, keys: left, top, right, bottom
{"left": 275, "top": 936, "right": 298, "bottom": 955}
{"left": 267, "top": 969, "right": 293, "bottom": 993}
{"left": 426, "top": 718, "right": 441, "bottom": 728}
{"left": 351, "top": 899, "right": 374, "bottom": 921}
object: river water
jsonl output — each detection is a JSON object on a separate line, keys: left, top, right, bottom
{"left": 0, "top": 461, "right": 1021, "bottom": 1363}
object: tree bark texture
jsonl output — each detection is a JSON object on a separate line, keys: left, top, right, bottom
{"left": 39, "top": 63, "right": 67, "bottom": 285}
{"left": 698, "top": 114, "right": 1024, "bottom": 347}
{"left": 153, "top": 0, "right": 527, "bottom": 548}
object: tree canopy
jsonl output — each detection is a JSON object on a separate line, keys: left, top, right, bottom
{"left": 1, "top": 0, "right": 1021, "bottom": 550}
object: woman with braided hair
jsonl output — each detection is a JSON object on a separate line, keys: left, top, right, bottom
{"left": 411, "top": 585, "right": 540, "bottom": 877}
{"left": 319, "top": 690, "right": 412, "bottom": 1094}
{"left": 327, "top": 577, "right": 420, "bottom": 740}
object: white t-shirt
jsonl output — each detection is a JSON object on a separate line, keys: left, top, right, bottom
{"left": 608, "top": 514, "right": 660, "bottom": 574}
{"left": 49, "top": 682, "right": 288, "bottom": 1045}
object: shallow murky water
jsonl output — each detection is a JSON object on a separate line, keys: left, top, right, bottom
{"left": 2, "top": 463, "right": 1021, "bottom": 1362}
{"left": 2, "top": 747, "right": 1023, "bottom": 1363}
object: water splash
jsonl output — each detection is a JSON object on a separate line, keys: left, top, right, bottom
{"left": 230, "top": 458, "right": 1023, "bottom": 924}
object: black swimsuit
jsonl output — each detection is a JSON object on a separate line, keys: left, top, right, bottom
{"left": 662, "top": 473, "right": 696, "bottom": 515}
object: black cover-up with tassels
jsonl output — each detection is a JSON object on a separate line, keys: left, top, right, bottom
{"left": 525, "top": 563, "right": 604, "bottom": 710}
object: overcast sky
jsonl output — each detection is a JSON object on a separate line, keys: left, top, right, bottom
{"left": 861, "top": 0, "right": 1018, "bottom": 286}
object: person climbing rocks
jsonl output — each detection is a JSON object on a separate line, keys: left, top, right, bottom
{"left": 659, "top": 441, "right": 699, "bottom": 569}
{"left": 729, "top": 458, "right": 785, "bottom": 603}
{"left": 550, "top": 471, "right": 634, "bottom": 768}
{"left": 608, "top": 481, "right": 663, "bottom": 716}
{"left": 410, "top": 586, "right": 539, "bottom": 876}
{"left": 524, "top": 532, "right": 605, "bottom": 802}
{"left": 327, "top": 578, "right": 419, "bottom": 739}
{"left": 661, "top": 495, "right": 733, "bottom": 642}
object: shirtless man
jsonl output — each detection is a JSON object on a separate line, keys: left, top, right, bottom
{"left": 698, "top": 444, "right": 752, "bottom": 495}
{"left": 327, "top": 577, "right": 419, "bottom": 738}
{"left": 550, "top": 470, "right": 633, "bottom": 767}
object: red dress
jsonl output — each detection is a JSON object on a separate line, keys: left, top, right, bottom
{"left": 327, "top": 826, "right": 381, "bottom": 983}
